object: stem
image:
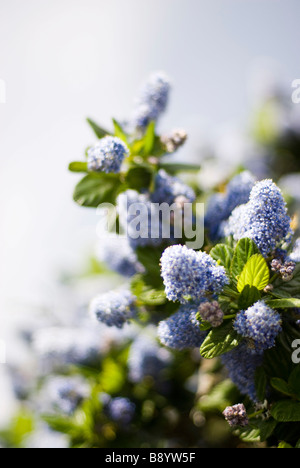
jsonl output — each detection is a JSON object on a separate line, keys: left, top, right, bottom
{"left": 223, "top": 314, "right": 236, "bottom": 320}
{"left": 248, "top": 409, "right": 264, "bottom": 419}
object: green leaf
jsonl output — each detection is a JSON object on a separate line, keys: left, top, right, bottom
{"left": 231, "top": 238, "right": 260, "bottom": 281}
{"left": 273, "top": 264, "right": 300, "bottom": 299}
{"left": 125, "top": 165, "right": 153, "bottom": 191}
{"left": 270, "top": 378, "right": 295, "bottom": 397}
{"left": 158, "top": 162, "right": 201, "bottom": 175}
{"left": 266, "top": 298, "right": 300, "bottom": 309}
{"left": 86, "top": 118, "right": 110, "bottom": 139}
{"left": 112, "top": 119, "right": 128, "bottom": 144}
{"left": 288, "top": 366, "right": 300, "bottom": 399}
{"left": 210, "top": 244, "right": 234, "bottom": 273}
{"left": 73, "top": 173, "right": 121, "bottom": 207}
{"left": 255, "top": 366, "right": 267, "bottom": 402}
{"left": 200, "top": 321, "right": 241, "bottom": 359}
{"left": 143, "top": 121, "right": 156, "bottom": 155}
{"left": 237, "top": 254, "right": 270, "bottom": 293}
{"left": 238, "top": 285, "right": 261, "bottom": 309}
{"left": 239, "top": 419, "right": 277, "bottom": 443}
{"left": 69, "top": 161, "right": 88, "bottom": 173}
{"left": 131, "top": 274, "right": 166, "bottom": 306}
{"left": 277, "top": 441, "right": 294, "bottom": 448}
{"left": 271, "top": 400, "right": 300, "bottom": 422}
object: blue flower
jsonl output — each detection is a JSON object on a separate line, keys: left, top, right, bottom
{"left": 234, "top": 300, "right": 282, "bottom": 354}
{"left": 205, "top": 171, "right": 256, "bottom": 241}
{"left": 40, "top": 376, "right": 89, "bottom": 415}
{"left": 225, "top": 179, "right": 292, "bottom": 257}
{"left": 132, "top": 72, "right": 171, "bottom": 129}
{"left": 107, "top": 397, "right": 136, "bottom": 425}
{"left": 221, "top": 343, "right": 263, "bottom": 402}
{"left": 96, "top": 236, "right": 144, "bottom": 277}
{"left": 87, "top": 136, "right": 129, "bottom": 173}
{"left": 160, "top": 245, "right": 229, "bottom": 304}
{"left": 151, "top": 170, "right": 196, "bottom": 205}
{"left": 90, "top": 290, "right": 137, "bottom": 328}
{"left": 158, "top": 304, "right": 206, "bottom": 350}
{"left": 128, "top": 328, "right": 172, "bottom": 383}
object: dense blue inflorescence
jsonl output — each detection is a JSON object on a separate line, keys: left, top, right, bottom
{"left": 87, "top": 136, "right": 129, "bottom": 173}
{"left": 157, "top": 304, "right": 206, "bottom": 350}
{"left": 40, "top": 376, "right": 89, "bottom": 415}
{"left": 160, "top": 245, "right": 229, "bottom": 304}
{"left": 221, "top": 342, "right": 264, "bottom": 402}
{"left": 132, "top": 72, "right": 171, "bottom": 129}
{"left": 128, "top": 328, "right": 172, "bottom": 383}
{"left": 224, "top": 179, "right": 292, "bottom": 257}
{"left": 234, "top": 300, "right": 282, "bottom": 354}
{"left": 151, "top": 169, "right": 196, "bottom": 205}
{"left": 96, "top": 236, "right": 144, "bottom": 277}
{"left": 205, "top": 171, "right": 256, "bottom": 240}
{"left": 107, "top": 397, "right": 136, "bottom": 425}
{"left": 90, "top": 290, "right": 137, "bottom": 328}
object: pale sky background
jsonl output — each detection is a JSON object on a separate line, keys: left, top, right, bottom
{"left": 0, "top": 0, "right": 300, "bottom": 348}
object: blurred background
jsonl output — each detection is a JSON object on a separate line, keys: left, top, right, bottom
{"left": 0, "top": 0, "right": 300, "bottom": 431}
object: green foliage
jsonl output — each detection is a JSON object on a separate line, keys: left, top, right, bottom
{"left": 237, "top": 254, "right": 270, "bottom": 293}
{"left": 73, "top": 172, "right": 122, "bottom": 207}
{"left": 200, "top": 321, "right": 241, "bottom": 359}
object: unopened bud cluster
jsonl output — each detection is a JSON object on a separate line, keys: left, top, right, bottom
{"left": 223, "top": 404, "right": 249, "bottom": 427}
{"left": 198, "top": 301, "right": 224, "bottom": 328}
{"left": 271, "top": 259, "right": 296, "bottom": 282}
{"left": 161, "top": 129, "right": 187, "bottom": 153}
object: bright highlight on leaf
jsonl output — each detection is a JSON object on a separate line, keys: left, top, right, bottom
{"left": 237, "top": 254, "right": 270, "bottom": 293}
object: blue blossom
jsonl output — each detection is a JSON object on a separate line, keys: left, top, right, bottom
{"left": 223, "top": 404, "right": 249, "bottom": 427}
{"left": 151, "top": 170, "right": 196, "bottom": 205}
{"left": 40, "top": 376, "right": 89, "bottom": 415}
{"left": 221, "top": 343, "right": 263, "bottom": 402}
{"left": 96, "top": 236, "right": 144, "bottom": 277}
{"left": 158, "top": 304, "right": 206, "bottom": 350}
{"left": 32, "top": 326, "right": 104, "bottom": 372}
{"left": 205, "top": 171, "right": 256, "bottom": 241}
{"left": 117, "top": 190, "right": 171, "bottom": 249}
{"left": 234, "top": 300, "right": 282, "bottom": 354}
{"left": 132, "top": 72, "right": 171, "bottom": 129}
{"left": 107, "top": 397, "right": 136, "bottom": 425}
{"left": 90, "top": 290, "right": 137, "bottom": 329}
{"left": 225, "top": 179, "right": 292, "bottom": 257}
{"left": 128, "top": 328, "right": 172, "bottom": 383}
{"left": 160, "top": 245, "right": 229, "bottom": 304}
{"left": 87, "top": 136, "right": 129, "bottom": 173}
{"left": 289, "top": 238, "right": 300, "bottom": 262}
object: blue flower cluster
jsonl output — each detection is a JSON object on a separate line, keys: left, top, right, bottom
{"left": 157, "top": 304, "right": 206, "bottom": 350}
{"left": 205, "top": 171, "right": 256, "bottom": 240}
{"left": 41, "top": 376, "right": 89, "bottom": 415}
{"left": 96, "top": 236, "right": 144, "bottom": 277}
{"left": 128, "top": 328, "right": 172, "bottom": 383}
{"left": 32, "top": 327, "right": 103, "bottom": 373}
{"left": 132, "top": 72, "right": 171, "bottom": 129}
{"left": 234, "top": 300, "right": 282, "bottom": 354}
{"left": 221, "top": 343, "right": 263, "bottom": 402}
{"left": 118, "top": 190, "right": 165, "bottom": 249}
{"left": 90, "top": 290, "right": 137, "bottom": 328}
{"left": 87, "top": 136, "right": 129, "bottom": 173}
{"left": 160, "top": 245, "right": 229, "bottom": 304}
{"left": 107, "top": 397, "right": 136, "bottom": 426}
{"left": 151, "top": 170, "right": 196, "bottom": 205}
{"left": 225, "top": 179, "right": 292, "bottom": 257}
{"left": 290, "top": 238, "right": 300, "bottom": 263}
